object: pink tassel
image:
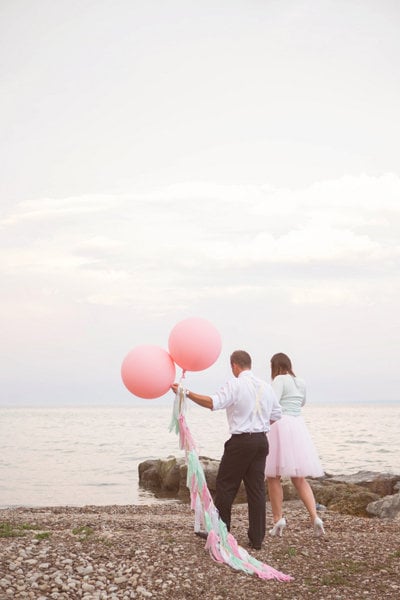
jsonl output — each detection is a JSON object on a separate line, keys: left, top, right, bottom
{"left": 178, "top": 414, "right": 197, "bottom": 452}
{"left": 173, "top": 399, "right": 293, "bottom": 582}
{"left": 255, "top": 566, "right": 294, "bottom": 582}
{"left": 201, "top": 484, "right": 213, "bottom": 511}
{"left": 177, "top": 415, "right": 185, "bottom": 447}
{"left": 190, "top": 477, "right": 198, "bottom": 510}
{"left": 205, "top": 531, "right": 225, "bottom": 564}
{"left": 226, "top": 533, "right": 242, "bottom": 558}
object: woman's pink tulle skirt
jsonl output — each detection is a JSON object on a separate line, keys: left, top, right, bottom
{"left": 265, "top": 415, "right": 324, "bottom": 478}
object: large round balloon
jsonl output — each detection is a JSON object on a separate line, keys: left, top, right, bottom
{"left": 168, "top": 317, "right": 222, "bottom": 372}
{"left": 121, "top": 345, "right": 176, "bottom": 399}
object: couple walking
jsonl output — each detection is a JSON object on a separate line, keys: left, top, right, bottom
{"left": 172, "top": 350, "right": 324, "bottom": 550}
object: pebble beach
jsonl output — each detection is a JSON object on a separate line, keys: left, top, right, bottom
{"left": 1, "top": 500, "right": 399, "bottom": 600}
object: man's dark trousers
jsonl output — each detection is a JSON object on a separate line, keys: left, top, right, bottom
{"left": 214, "top": 432, "right": 269, "bottom": 548}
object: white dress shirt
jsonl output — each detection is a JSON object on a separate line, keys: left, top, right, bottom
{"left": 211, "top": 370, "right": 282, "bottom": 434}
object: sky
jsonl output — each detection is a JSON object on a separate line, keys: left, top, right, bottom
{"left": 1, "top": 0, "right": 399, "bottom": 406}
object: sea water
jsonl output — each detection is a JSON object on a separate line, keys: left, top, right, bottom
{"left": 0, "top": 403, "right": 399, "bottom": 508}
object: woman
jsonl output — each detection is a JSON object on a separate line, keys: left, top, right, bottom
{"left": 265, "top": 352, "right": 325, "bottom": 537}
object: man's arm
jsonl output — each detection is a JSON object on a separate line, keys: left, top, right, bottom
{"left": 187, "top": 390, "right": 213, "bottom": 410}
{"left": 171, "top": 383, "right": 213, "bottom": 410}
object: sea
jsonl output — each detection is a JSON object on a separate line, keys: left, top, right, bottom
{"left": 0, "top": 402, "right": 399, "bottom": 509}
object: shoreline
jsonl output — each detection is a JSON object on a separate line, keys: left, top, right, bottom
{"left": 3, "top": 467, "right": 400, "bottom": 512}
{"left": 1, "top": 501, "right": 399, "bottom": 599}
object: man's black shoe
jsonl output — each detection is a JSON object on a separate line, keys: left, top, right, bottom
{"left": 248, "top": 541, "right": 262, "bottom": 551}
{"left": 195, "top": 531, "right": 208, "bottom": 540}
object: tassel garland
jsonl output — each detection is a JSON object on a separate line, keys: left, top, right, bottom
{"left": 170, "top": 385, "right": 293, "bottom": 582}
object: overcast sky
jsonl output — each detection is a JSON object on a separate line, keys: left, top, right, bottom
{"left": 1, "top": 0, "right": 399, "bottom": 406}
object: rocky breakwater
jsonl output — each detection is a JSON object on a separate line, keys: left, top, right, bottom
{"left": 139, "top": 456, "right": 400, "bottom": 518}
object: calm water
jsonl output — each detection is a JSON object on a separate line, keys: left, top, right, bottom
{"left": 0, "top": 403, "right": 399, "bottom": 508}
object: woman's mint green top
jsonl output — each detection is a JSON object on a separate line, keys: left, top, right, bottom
{"left": 272, "top": 374, "right": 306, "bottom": 417}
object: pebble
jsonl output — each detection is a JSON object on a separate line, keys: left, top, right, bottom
{"left": 1, "top": 502, "right": 399, "bottom": 600}
{"left": 136, "top": 586, "right": 152, "bottom": 597}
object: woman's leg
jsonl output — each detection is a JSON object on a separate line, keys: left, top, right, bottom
{"left": 291, "top": 477, "right": 317, "bottom": 522}
{"left": 267, "top": 476, "right": 283, "bottom": 522}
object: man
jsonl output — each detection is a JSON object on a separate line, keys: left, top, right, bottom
{"left": 171, "top": 350, "right": 282, "bottom": 550}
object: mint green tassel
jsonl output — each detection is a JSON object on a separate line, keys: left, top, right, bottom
{"left": 168, "top": 395, "right": 180, "bottom": 434}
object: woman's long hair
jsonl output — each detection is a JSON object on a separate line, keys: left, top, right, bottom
{"left": 270, "top": 352, "right": 296, "bottom": 380}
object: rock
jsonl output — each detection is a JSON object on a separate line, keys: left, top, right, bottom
{"left": 139, "top": 456, "right": 186, "bottom": 498}
{"left": 366, "top": 492, "right": 400, "bottom": 519}
{"left": 328, "top": 471, "right": 400, "bottom": 496}
{"left": 178, "top": 457, "right": 218, "bottom": 502}
{"left": 328, "top": 488, "right": 380, "bottom": 517}
{"left": 307, "top": 479, "right": 380, "bottom": 517}
{"left": 138, "top": 456, "right": 400, "bottom": 517}
{"left": 138, "top": 460, "right": 162, "bottom": 490}
{"left": 160, "top": 456, "right": 183, "bottom": 492}
{"left": 139, "top": 456, "right": 248, "bottom": 504}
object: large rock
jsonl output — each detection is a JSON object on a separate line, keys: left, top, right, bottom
{"left": 308, "top": 480, "right": 379, "bottom": 517}
{"left": 139, "top": 456, "right": 301, "bottom": 503}
{"left": 328, "top": 471, "right": 400, "bottom": 497}
{"left": 138, "top": 459, "right": 162, "bottom": 490}
{"left": 313, "top": 471, "right": 400, "bottom": 517}
{"left": 138, "top": 457, "right": 399, "bottom": 517}
{"left": 138, "top": 456, "right": 185, "bottom": 498}
{"left": 139, "top": 456, "right": 247, "bottom": 503}
{"left": 280, "top": 477, "right": 380, "bottom": 517}
{"left": 367, "top": 492, "right": 400, "bottom": 520}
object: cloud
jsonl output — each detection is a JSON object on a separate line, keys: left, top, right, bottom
{"left": 2, "top": 1, "right": 400, "bottom": 406}
{"left": 1, "top": 181, "right": 400, "bottom": 406}
{"left": 1, "top": 175, "right": 400, "bottom": 314}
{"left": 0, "top": 195, "right": 117, "bottom": 226}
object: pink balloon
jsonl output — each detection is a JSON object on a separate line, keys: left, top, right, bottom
{"left": 121, "top": 345, "right": 176, "bottom": 399}
{"left": 168, "top": 317, "right": 222, "bottom": 372}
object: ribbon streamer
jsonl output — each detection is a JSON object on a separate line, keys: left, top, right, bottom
{"left": 169, "top": 384, "right": 293, "bottom": 582}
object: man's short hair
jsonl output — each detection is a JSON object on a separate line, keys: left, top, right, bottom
{"left": 230, "top": 350, "right": 252, "bottom": 369}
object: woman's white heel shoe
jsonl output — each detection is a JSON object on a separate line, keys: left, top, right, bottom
{"left": 313, "top": 516, "right": 325, "bottom": 537}
{"left": 269, "top": 517, "right": 286, "bottom": 537}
